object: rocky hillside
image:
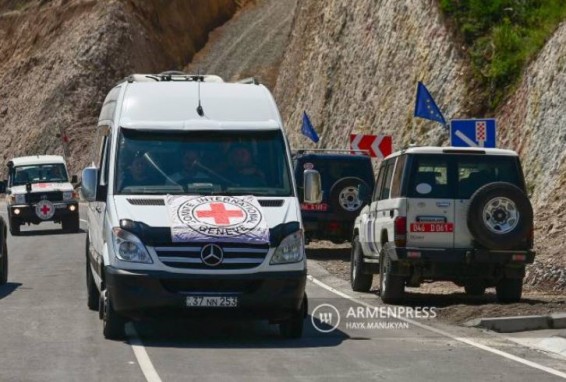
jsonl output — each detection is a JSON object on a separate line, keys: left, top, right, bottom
{"left": 273, "top": 0, "right": 480, "bottom": 150}
{"left": 0, "top": 0, "right": 238, "bottom": 174}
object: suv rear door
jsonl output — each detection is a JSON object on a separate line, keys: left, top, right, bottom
{"left": 405, "top": 155, "right": 455, "bottom": 248}
{"left": 453, "top": 154, "right": 525, "bottom": 248}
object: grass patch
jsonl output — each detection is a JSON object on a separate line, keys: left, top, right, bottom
{"left": 440, "top": 0, "right": 566, "bottom": 109}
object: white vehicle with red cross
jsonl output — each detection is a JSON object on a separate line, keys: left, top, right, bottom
{"left": 350, "top": 147, "right": 535, "bottom": 304}
{"left": 81, "top": 73, "right": 315, "bottom": 339}
{"left": 2, "top": 155, "right": 79, "bottom": 235}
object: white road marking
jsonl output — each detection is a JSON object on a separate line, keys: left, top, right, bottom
{"left": 307, "top": 275, "right": 566, "bottom": 379}
{"left": 125, "top": 323, "right": 163, "bottom": 382}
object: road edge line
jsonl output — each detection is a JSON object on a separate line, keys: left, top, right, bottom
{"left": 307, "top": 275, "right": 566, "bottom": 379}
{"left": 125, "top": 323, "right": 163, "bottom": 382}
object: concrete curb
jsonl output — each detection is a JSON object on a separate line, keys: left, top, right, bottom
{"left": 466, "top": 313, "right": 566, "bottom": 333}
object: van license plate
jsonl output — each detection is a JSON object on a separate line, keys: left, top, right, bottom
{"left": 186, "top": 296, "right": 239, "bottom": 308}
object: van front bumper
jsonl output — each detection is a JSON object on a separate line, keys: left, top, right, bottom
{"left": 105, "top": 266, "right": 307, "bottom": 321}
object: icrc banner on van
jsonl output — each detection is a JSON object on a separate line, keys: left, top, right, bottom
{"left": 166, "top": 195, "right": 270, "bottom": 244}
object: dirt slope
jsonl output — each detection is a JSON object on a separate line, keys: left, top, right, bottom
{"left": 185, "top": 0, "right": 298, "bottom": 89}
{"left": 0, "top": 0, "right": 237, "bottom": 174}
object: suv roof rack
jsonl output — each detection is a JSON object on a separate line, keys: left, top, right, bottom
{"left": 294, "top": 148, "right": 370, "bottom": 156}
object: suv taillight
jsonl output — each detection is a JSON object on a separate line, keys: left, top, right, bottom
{"left": 394, "top": 216, "right": 407, "bottom": 247}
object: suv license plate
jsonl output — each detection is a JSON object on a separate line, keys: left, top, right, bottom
{"left": 410, "top": 223, "right": 454, "bottom": 233}
{"left": 301, "top": 203, "right": 328, "bottom": 211}
{"left": 186, "top": 296, "right": 239, "bottom": 308}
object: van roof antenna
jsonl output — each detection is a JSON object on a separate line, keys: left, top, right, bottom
{"left": 196, "top": 67, "right": 204, "bottom": 117}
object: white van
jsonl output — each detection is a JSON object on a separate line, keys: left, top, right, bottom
{"left": 81, "top": 73, "right": 320, "bottom": 339}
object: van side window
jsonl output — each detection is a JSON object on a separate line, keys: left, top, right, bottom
{"left": 390, "top": 155, "right": 406, "bottom": 198}
{"left": 96, "top": 127, "right": 111, "bottom": 186}
{"left": 379, "top": 161, "right": 395, "bottom": 200}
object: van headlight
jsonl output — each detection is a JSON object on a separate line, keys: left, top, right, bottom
{"left": 111, "top": 227, "right": 153, "bottom": 263}
{"left": 270, "top": 230, "right": 304, "bottom": 264}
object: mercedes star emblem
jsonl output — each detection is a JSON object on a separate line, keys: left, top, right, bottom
{"left": 200, "top": 244, "right": 224, "bottom": 267}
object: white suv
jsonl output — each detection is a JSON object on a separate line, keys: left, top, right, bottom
{"left": 2, "top": 155, "right": 79, "bottom": 235}
{"left": 351, "top": 147, "right": 534, "bottom": 304}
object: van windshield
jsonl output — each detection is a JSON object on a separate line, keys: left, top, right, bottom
{"left": 11, "top": 164, "right": 68, "bottom": 186}
{"left": 115, "top": 128, "right": 294, "bottom": 196}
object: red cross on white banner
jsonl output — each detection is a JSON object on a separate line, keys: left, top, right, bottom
{"left": 350, "top": 134, "right": 393, "bottom": 159}
{"left": 195, "top": 203, "right": 245, "bottom": 225}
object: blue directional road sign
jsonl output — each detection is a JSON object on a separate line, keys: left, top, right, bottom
{"left": 450, "top": 119, "right": 496, "bottom": 148}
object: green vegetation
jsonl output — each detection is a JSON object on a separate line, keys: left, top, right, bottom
{"left": 439, "top": 0, "right": 566, "bottom": 108}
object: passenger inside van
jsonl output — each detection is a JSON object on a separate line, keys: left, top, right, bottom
{"left": 225, "top": 144, "right": 266, "bottom": 187}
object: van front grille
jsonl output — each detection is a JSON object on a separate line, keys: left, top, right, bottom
{"left": 154, "top": 244, "right": 269, "bottom": 270}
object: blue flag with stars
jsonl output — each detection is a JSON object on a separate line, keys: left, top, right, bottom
{"left": 414, "top": 82, "right": 446, "bottom": 126}
{"left": 301, "top": 111, "right": 319, "bottom": 143}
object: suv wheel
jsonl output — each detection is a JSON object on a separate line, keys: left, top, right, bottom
{"left": 467, "top": 182, "right": 533, "bottom": 250}
{"left": 62, "top": 215, "right": 80, "bottom": 233}
{"left": 496, "top": 278, "right": 522, "bottom": 303}
{"left": 9, "top": 220, "right": 20, "bottom": 236}
{"left": 350, "top": 235, "right": 373, "bottom": 292}
{"left": 0, "top": 241, "right": 7, "bottom": 285}
{"left": 329, "top": 177, "right": 369, "bottom": 217}
{"left": 379, "top": 249, "right": 404, "bottom": 304}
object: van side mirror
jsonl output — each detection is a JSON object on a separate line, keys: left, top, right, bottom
{"left": 81, "top": 167, "right": 98, "bottom": 202}
{"left": 71, "top": 175, "right": 78, "bottom": 184}
{"left": 303, "top": 169, "right": 322, "bottom": 204}
{"left": 0, "top": 181, "right": 5, "bottom": 194}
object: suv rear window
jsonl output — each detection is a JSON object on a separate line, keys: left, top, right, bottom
{"left": 407, "top": 154, "right": 524, "bottom": 199}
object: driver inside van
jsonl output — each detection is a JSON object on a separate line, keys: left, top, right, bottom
{"left": 170, "top": 147, "right": 209, "bottom": 184}
{"left": 119, "top": 151, "right": 164, "bottom": 190}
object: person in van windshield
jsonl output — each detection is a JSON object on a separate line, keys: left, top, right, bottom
{"left": 119, "top": 151, "right": 164, "bottom": 190}
{"left": 225, "top": 144, "right": 266, "bottom": 187}
{"left": 170, "top": 147, "right": 209, "bottom": 184}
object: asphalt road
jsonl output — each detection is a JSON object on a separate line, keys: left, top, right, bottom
{"left": 1, "top": 207, "right": 565, "bottom": 381}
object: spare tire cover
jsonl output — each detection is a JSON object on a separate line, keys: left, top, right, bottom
{"left": 467, "top": 182, "right": 533, "bottom": 250}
